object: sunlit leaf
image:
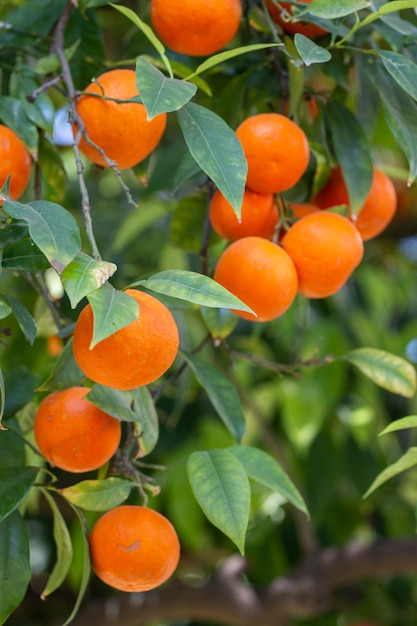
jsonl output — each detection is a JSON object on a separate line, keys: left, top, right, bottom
{"left": 60, "top": 478, "right": 133, "bottom": 511}
{"left": 87, "top": 282, "right": 139, "bottom": 348}
{"left": 132, "top": 386, "right": 159, "bottom": 457}
{"left": 364, "top": 447, "right": 417, "bottom": 497}
{"left": 294, "top": 34, "right": 331, "bottom": 66}
{"left": 61, "top": 252, "right": 117, "bottom": 309}
{"left": 307, "top": 0, "right": 369, "bottom": 19}
{"left": 187, "top": 449, "right": 250, "bottom": 554}
{"left": 379, "top": 416, "right": 417, "bottom": 436}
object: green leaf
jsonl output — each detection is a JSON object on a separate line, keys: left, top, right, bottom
{"left": 201, "top": 307, "right": 238, "bottom": 342}
{"left": 0, "top": 300, "right": 12, "bottom": 321}
{"left": 2, "top": 238, "right": 50, "bottom": 272}
{"left": 379, "top": 50, "right": 417, "bottom": 102}
{"left": 132, "top": 386, "right": 159, "bottom": 457}
{"left": 136, "top": 57, "right": 197, "bottom": 120}
{"left": 0, "top": 96, "right": 38, "bottom": 155}
{"left": 294, "top": 34, "right": 331, "bottom": 66}
{"left": 0, "top": 369, "right": 4, "bottom": 429}
{"left": 2, "top": 200, "right": 81, "bottom": 274}
{"left": 110, "top": 3, "right": 173, "bottom": 78}
{"left": 0, "top": 466, "right": 38, "bottom": 522}
{"left": 184, "top": 43, "right": 283, "bottom": 80}
{"left": 133, "top": 270, "right": 255, "bottom": 314}
{"left": 227, "top": 446, "right": 309, "bottom": 515}
{"left": 181, "top": 351, "right": 246, "bottom": 442}
{"left": 307, "top": 0, "right": 369, "bottom": 18}
{"left": 376, "top": 64, "right": 417, "bottom": 184}
{"left": 60, "top": 505, "right": 91, "bottom": 626}
{"left": 61, "top": 252, "right": 117, "bottom": 309}
{"left": 0, "top": 511, "right": 31, "bottom": 624}
{"left": 177, "top": 103, "right": 247, "bottom": 219}
{"left": 86, "top": 384, "right": 139, "bottom": 422}
{"left": 6, "top": 295, "right": 36, "bottom": 345}
{"left": 343, "top": 348, "right": 416, "bottom": 398}
{"left": 60, "top": 478, "right": 133, "bottom": 511}
{"left": 40, "top": 489, "right": 73, "bottom": 599}
{"left": 187, "top": 449, "right": 250, "bottom": 554}
{"left": 325, "top": 100, "right": 373, "bottom": 214}
{"left": 39, "top": 339, "right": 85, "bottom": 391}
{"left": 87, "top": 282, "right": 139, "bottom": 348}
{"left": 379, "top": 416, "right": 417, "bottom": 436}
{"left": 363, "top": 447, "right": 417, "bottom": 498}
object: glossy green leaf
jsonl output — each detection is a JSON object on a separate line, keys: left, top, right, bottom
{"left": 60, "top": 506, "right": 91, "bottom": 626}
{"left": 187, "top": 449, "right": 250, "bottom": 554}
{"left": 133, "top": 270, "right": 255, "bottom": 314}
{"left": 181, "top": 351, "right": 246, "bottom": 442}
{"left": 379, "top": 50, "right": 417, "bottom": 102}
{"left": 294, "top": 34, "right": 331, "bottom": 66}
{"left": 0, "top": 300, "right": 12, "bottom": 321}
{"left": 364, "top": 447, "right": 417, "bottom": 498}
{"left": 0, "top": 466, "right": 38, "bottom": 521}
{"left": 110, "top": 4, "right": 173, "bottom": 77}
{"left": 39, "top": 339, "right": 85, "bottom": 391}
{"left": 0, "top": 511, "right": 31, "bottom": 624}
{"left": 343, "top": 348, "right": 416, "bottom": 398}
{"left": 201, "top": 307, "right": 238, "bottom": 342}
{"left": 60, "top": 478, "right": 133, "bottom": 511}
{"left": 307, "top": 0, "right": 369, "bottom": 18}
{"left": 132, "top": 386, "right": 159, "bottom": 457}
{"left": 136, "top": 57, "right": 196, "bottom": 120}
{"left": 325, "top": 100, "right": 373, "bottom": 214}
{"left": 87, "top": 282, "right": 139, "bottom": 348}
{"left": 2, "top": 200, "right": 81, "bottom": 274}
{"left": 61, "top": 252, "right": 117, "bottom": 309}
{"left": 2, "top": 239, "right": 50, "bottom": 272}
{"left": 379, "top": 416, "right": 417, "bottom": 436}
{"left": 6, "top": 295, "right": 36, "bottom": 345}
{"left": 86, "top": 384, "right": 139, "bottom": 422}
{"left": 40, "top": 489, "right": 73, "bottom": 598}
{"left": 227, "top": 446, "right": 309, "bottom": 515}
{"left": 177, "top": 103, "right": 247, "bottom": 219}
{"left": 376, "top": 65, "right": 417, "bottom": 184}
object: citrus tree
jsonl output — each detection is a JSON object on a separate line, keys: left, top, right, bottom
{"left": 1, "top": 1, "right": 417, "bottom": 625}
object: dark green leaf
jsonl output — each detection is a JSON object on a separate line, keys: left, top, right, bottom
{"left": 308, "top": 0, "right": 369, "bottom": 18}
{"left": 181, "top": 351, "right": 246, "bottom": 442}
{"left": 3, "top": 366, "right": 38, "bottom": 418}
{"left": 132, "top": 386, "right": 159, "bottom": 457}
{"left": 133, "top": 270, "right": 255, "bottom": 314}
{"left": 40, "top": 489, "right": 73, "bottom": 598}
{"left": 0, "top": 419, "right": 25, "bottom": 467}
{"left": 2, "top": 238, "right": 50, "bottom": 272}
{"left": 86, "top": 384, "right": 139, "bottom": 422}
{"left": 343, "top": 347, "right": 416, "bottom": 398}
{"left": 0, "top": 96, "right": 38, "bottom": 155}
{"left": 379, "top": 416, "right": 417, "bottom": 436}
{"left": 0, "top": 466, "right": 38, "bottom": 522}
{"left": 61, "top": 252, "right": 117, "bottom": 309}
{"left": 39, "top": 339, "right": 85, "bottom": 391}
{"left": 6, "top": 295, "right": 36, "bottom": 345}
{"left": 0, "top": 511, "right": 31, "bottom": 624}
{"left": 60, "top": 478, "right": 133, "bottom": 511}
{"left": 136, "top": 57, "right": 197, "bottom": 120}
{"left": 227, "top": 446, "right": 309, "bottom": 515}
{"left": 2, "top": 200, "right": 81, "bottom": 274}
{"left": 0, "top": 0, "right": 67, "bottom": 48}
{"left": 87, "top": 282, "right": 139, "bottom": 348}
{"left": 294, "top": 34, "right": 331, "bottom": 66}
{"left": 187, "top": 449, "right": 250, "bottom": 554}
{"left": 177, "top": 103, "right": 247, "bottom": 218}
{"left": 325, "top": 100, "right": 373, "bottom": 214}
{"left": 363, "top": 447, "right": 417, "bottom": 497}
{"left": 379, "top": 50, "right": 417, "bottom": 102}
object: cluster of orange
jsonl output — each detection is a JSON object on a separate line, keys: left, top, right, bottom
{"left": 212, "top": 113, "right": 397, "bottom": 323}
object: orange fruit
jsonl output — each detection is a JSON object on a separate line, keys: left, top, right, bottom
{"left": 47, "top": 334, "right": 64, "bottom": 357}
{"left": 209, "top": 187, "right": 278, "bottom": 241}
{"left": 73, "top": 289, "right": 179, "bottom": 390}
{"left": 0, "top": 124, "right": 31, "bottom": 202}
{"left": 90, "top": 505, "right": 180, "bottom": 592}
{"left": 281, "top": 211, "right": 364, "bottom": 298}
{"left": 150, "top": 0, "right": 242, "bottom": 57}
{"left": 266, "top": 0, "right": 327, "bottom": 39}
{"left": 313, "top": 165, "right": 397, "bottom": 241}
{"left": 213, "top": 236, "right": 298, "bottom": 322}
{"left": 278, "top": 202, "right": 319, "bottom": 240}
{"left": 74, "top": 69, "right": 166, "bottom": 169}
{"left": 236, "top": 113, "right": 310, "bottom": 194}
{"left": 34, "top": 387, "right": 121, "bottom": 473}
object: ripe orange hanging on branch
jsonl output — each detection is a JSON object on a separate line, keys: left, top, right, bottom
{"left": 89, "top": 505, "right": 180, "bottom": 592}
{"left": 266, "top": 0, "right": 327, "bottom": 39}
{"left": 235, "top": 113, "right": 310, "bottom": 195}
{"left": 0, "top": 124, "right": 31, "bottom": 203}
{"left": 214, "top": 236, "right": 298, "bottom": 322}
{"left": 281, "top": 211, "right": 364, "bottom": 299}
{"left": 209, "top": 187, "right": 278, "bottom": 241}
{"left": 73, "top": 289, "right": 179, "bottom": 390}
{"left": 34, "top": 387, "right": 121, "bottom": 473}
{"left": 150, "top": 0, "right": 242, "bottom": 57}
{"left": 74, "top": 69, "right": 166, "bottom": 170}
{"left": 313, "top": 165, "right": 397, "bottom": 241}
